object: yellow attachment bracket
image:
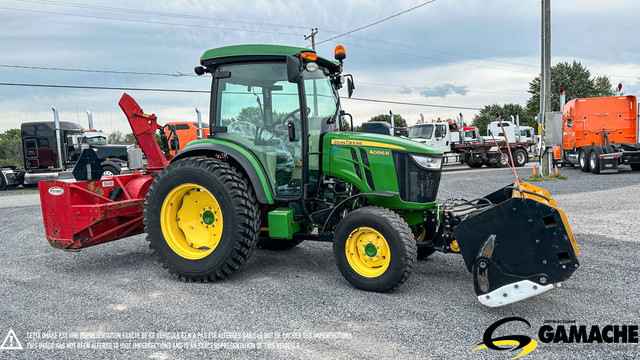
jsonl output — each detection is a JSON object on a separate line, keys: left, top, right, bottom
{"left": 512, "top": 182, "right": 579, "bottom": 256}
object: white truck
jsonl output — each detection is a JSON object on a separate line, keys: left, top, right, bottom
{"left": 409, "top": 119, "right": 535, "bottom": 168}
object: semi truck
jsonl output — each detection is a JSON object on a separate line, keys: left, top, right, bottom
{"left": 409, "top": 119, "right": 534, "bottom": 168}
{"left": 20, "top": 120, "right": 136, "bottom": 186}
{"left": 555, "top": 95, "right": 640, "bottom": 174}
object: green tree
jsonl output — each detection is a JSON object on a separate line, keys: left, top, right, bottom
{"left": 525, "top": 61, "right": 614, "bottom": 117}
{"left": 0, "top": 129, "right": 23, "bottom": 168}
{"left": 472, "top": 103, "right": 527, "bottom": 135}
{"left": 341, "top": 118, "right": 351, "bottom": 131}
{"left": 108, "top": 130, "right": 124, "bottom": 144}
{"left": 368, "top": 114, "right": 408, "bottom": 128}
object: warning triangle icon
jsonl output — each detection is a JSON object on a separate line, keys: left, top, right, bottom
{"left": 0, "top": 329, "right": 23, "bottom": 350}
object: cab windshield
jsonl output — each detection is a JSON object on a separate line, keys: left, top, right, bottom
{"left": 409, "top": 124, "right": 434, "bottom": 139}
{"left": 84, "top": 136, "right": 108, "bottom": 145}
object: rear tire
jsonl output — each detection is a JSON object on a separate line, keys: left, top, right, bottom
{"left": 590, "top": 146, "right": 602, "bottom": 174}
{"left": 513, "top": 148, "right": 527, "bottom": 167}
{"left": 144, "top": 157, "right": 260, "bottom": 282}
{"left": 495, "top": 152, "right": 510, "bottom": 168}
{"left": 333, "top": 206, "right": 417, "bottom": 292}
{"left": 579, "top": 147, "right": 590, "bottom": 172}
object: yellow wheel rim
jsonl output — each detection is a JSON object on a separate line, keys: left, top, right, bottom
{"left": 160, "top": 183, "right": 224, "bottom": 260}
{"left": 414, "top": 226, "right": 427, "bottom": 242}
{"left": 345, "top": 227, "right": 390, "bottom": 278}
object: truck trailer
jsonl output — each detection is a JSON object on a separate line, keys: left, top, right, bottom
{"left": 557, "top": 95, "right": 640, "bottom": 174}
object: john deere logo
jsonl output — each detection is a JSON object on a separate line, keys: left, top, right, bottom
{"left": 473, "top": 317, "right": 538, "bottom": 359}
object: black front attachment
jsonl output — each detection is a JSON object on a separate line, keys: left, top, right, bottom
{"left": 454, "top": 193, "right": 579, "bottom": 305}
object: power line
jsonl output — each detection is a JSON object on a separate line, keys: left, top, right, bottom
{"left": 0, "top": 6, "right": 303, "bottom": 38}
{"left": 11, "top": 0, "right": 313, "bottom": 31}
{"left": 338, "top": 40, "right": 538, "bottom": 75}
{"left": 316, "top": 0, "right": 437, "bottom": 45}
{"left": 0, "top": 82, "right": 209, "bottom": 93}
{"left": 0, "top": 82, "right": 483, "bottom": 110}
{"left": 0, "top": 64, "right": 197, "bottom": 77}
{"left": 0, "top": 64, "right": 527, "bottom": 96}
{"left": 345, "top": 97, "right": 482, "bottom": 111}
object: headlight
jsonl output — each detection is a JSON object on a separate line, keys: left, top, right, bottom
{"left": 410, "top": 154, "right": 442, "bottom": 169}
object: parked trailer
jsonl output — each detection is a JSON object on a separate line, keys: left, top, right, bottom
{"left": 409, "top": 120, "right": 534, "bottom": 168}
{"left": 556, "top": 95, "right": 640, "bottom": 174}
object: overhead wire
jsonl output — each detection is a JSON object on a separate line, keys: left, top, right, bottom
{"left": 0, "top": 82, "right": 484, "bottom": 110}
{"left": 316, "top": 0, "right": 437, "bottom": 45}
{"left": 0, "top": 64, "right": 197, "bottom": 77}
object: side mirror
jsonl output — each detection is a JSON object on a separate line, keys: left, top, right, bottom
{"left": 286, "top": 55, "right": 302, "bottom": 83}
{"left": 347, "top": 77, "right": 354, "bottom": 98}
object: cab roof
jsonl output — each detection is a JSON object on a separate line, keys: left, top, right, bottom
{"left": 200, "top": 44, "right": 340, "bottom": 72}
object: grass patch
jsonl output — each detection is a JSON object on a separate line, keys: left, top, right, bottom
{"left": 0, "top": 188, "right": 40, "bottom": 196}
{"left": 522, "top": 173, "right": 568, "bottom": 182}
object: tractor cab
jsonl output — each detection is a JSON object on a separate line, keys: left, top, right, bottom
{"left": 194, "top": 45, "right": 352, "bottom": 199}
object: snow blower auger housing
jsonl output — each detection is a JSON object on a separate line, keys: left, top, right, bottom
{"left": 38, "top": 44, "right": 579, "bottom": 307}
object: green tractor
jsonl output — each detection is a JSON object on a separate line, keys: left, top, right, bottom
{"left": 140, "top": 44, "right": 579, "bottom": 306}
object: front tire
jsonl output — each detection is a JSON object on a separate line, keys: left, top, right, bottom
{"left": 102, "top": 165, "right": 120, "bottom": 177}
{"left": 144, "top": 157, "right": 260, "bottom": 282}
{"left": 0, "top": 173, "right": 6, "bottom": 191}
{"left": 333, "top": 207, "right": 417, "bottom": 292}
{"left": 495, "top": 152, "right": 510, "bottom": 168}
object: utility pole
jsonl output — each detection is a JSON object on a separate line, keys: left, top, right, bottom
{"left": 540, "top": 0, "right": 551, "bottom": 176}
{"left": 304, "top": 28, "right": 318, "bottom": 50}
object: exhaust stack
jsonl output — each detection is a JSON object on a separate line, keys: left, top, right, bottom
{"left": 196, "top": 108, "right": 203, "bottom": 139}
{"left": 51, "top": 107, "right": 64, "bottom": 170}
{"left": 86, "top": 110, "right": 94, "bottom": 129}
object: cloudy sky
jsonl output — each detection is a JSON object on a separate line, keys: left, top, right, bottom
{"left": 1, "top": 0, "right": 639, "bottom": 133}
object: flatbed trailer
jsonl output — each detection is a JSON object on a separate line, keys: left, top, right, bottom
{"left": 452, "top": 140, "right": 535, "bottom": 168}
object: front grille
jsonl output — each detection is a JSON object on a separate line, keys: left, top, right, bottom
{"left": 393, "top": 152, "right": 441, "bottom": 203}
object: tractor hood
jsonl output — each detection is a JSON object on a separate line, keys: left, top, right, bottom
{"left": 329, "top": 132, "right": 443, "bottom": 155}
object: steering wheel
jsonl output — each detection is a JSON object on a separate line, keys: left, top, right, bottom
{"left": 276, "top": 107, "right": 311, "bottom": 126}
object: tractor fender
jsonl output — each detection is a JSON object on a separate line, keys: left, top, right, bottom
{"left": 170, "top": 142, "right": 273, "bottom": 204}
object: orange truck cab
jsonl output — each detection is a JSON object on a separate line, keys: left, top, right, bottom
{"left": 162, "top": 121, "right": 210, "bottom": 157}
{"left": 559, "top": 95, "right": 640, "bottom": 174}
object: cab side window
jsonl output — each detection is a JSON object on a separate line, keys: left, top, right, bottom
{"left": 566, "top": 117, "right": 572, "bottom": 128}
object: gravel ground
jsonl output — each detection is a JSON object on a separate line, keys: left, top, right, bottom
{"left": 0, "top": 165, "right": 639, "bottom": 359}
